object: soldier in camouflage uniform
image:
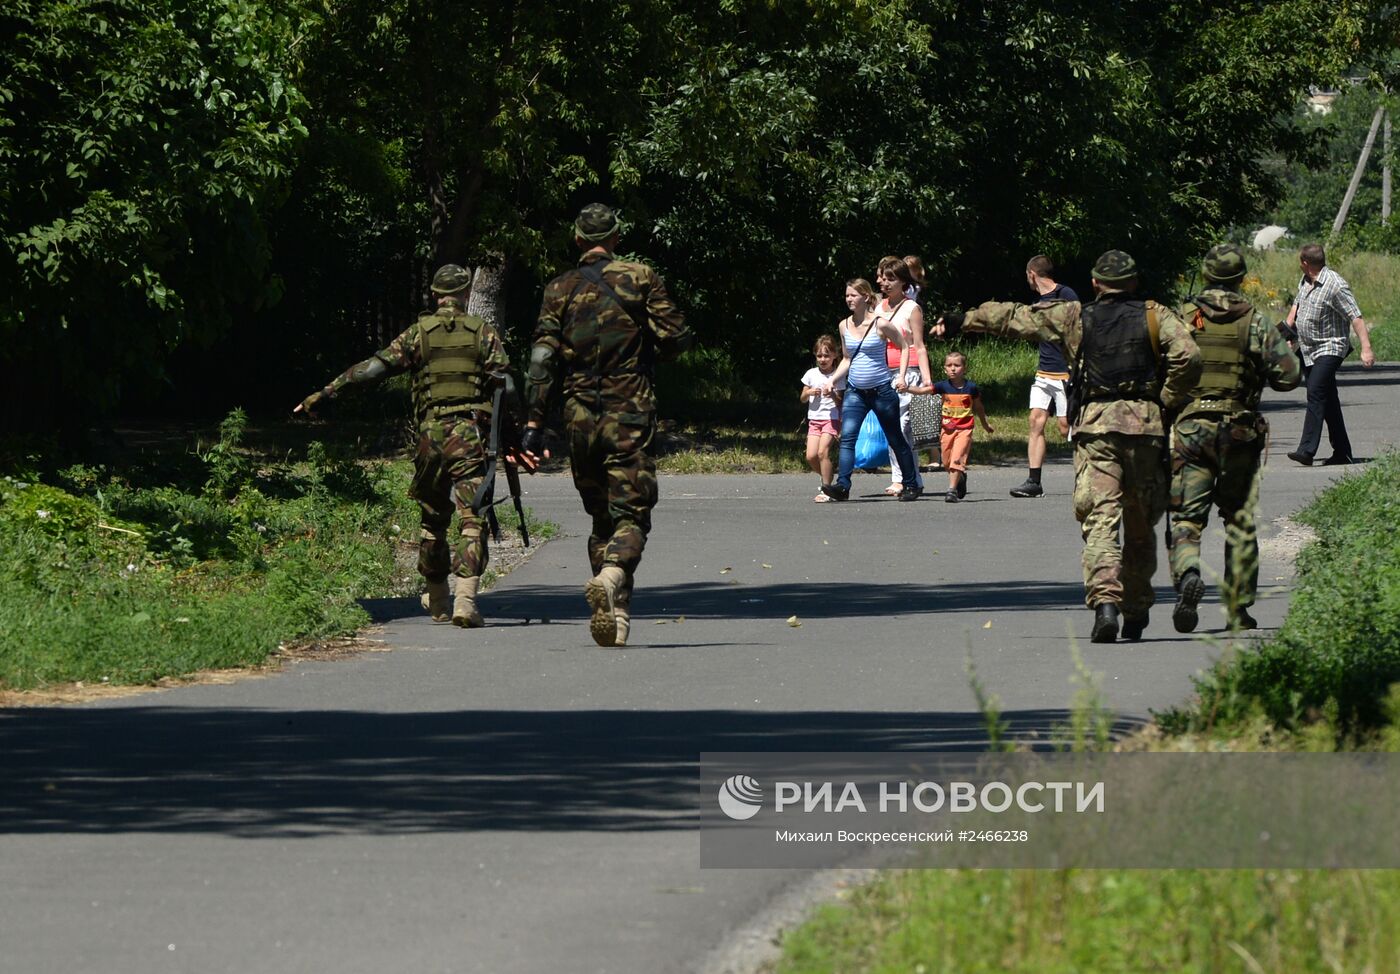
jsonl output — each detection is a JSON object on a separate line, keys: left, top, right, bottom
{"left": 936, "top": 251, "right": 1202, "bottom": 643}
{"left": 296, "top": 264, "right": 523, "bottom": 628}
{"left": 520, "top": 204, "right": 693, "bottom": 647}
{"left": 1168, "top": 244, "right": 1302, "bottom": 633}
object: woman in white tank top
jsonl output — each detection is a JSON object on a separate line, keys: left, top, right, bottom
{"left": 816, "top": 278, "right": 921, "bottom": 501}
{"left": 872, "top": 256, "right": 931, "bottom": 492}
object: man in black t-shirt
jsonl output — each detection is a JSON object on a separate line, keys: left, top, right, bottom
{"left": 1010, "top": 255, "right": 1078, "bottom": 498}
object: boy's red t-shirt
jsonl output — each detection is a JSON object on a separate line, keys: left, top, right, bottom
{"left": 933, "top": 378, "right": 980, "bottom": 432}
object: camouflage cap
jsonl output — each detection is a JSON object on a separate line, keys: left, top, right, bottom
{"left": 1202, "top": 243, "right": 1247, "bottom": 283}
{"left": 574, "top": 203, "right": 620, "bottom": 243}
{"left": 431, "top": 264, "right": 471, "bottom": 294}
{"left": 1091, "top": 250, "right": 1138, "bottom": 283}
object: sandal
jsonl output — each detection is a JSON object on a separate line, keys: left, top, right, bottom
{"left": 814, "top": 491, "right": 832, "bottom": 503}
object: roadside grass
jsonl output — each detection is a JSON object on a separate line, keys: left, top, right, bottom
{"left": 1155, "top": 450, "right": 1400, "bottom": 747}
{"left": 656, "top": 337, "right": 1065, "bottom": 473}
{"left": 771, "top": 869, "right": 1400, "bottom": 974}
{"left": 769, "top": 452, "right": 1400, "bottom": 973}
{"left": 1245, "top": 248, "right": 1400, "bottom": 361}
{"left": 0, "top": 411, "right": 555, "bottom": 690}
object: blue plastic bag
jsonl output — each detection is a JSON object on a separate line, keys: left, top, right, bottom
{"left": 854, "top": 410, "right": 888, "bottom": 470}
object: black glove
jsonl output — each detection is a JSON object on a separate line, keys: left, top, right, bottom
{"left": 521, "top": 426, "right": 545, "bottom": 457}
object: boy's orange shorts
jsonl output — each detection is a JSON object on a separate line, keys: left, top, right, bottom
{"left": 940, "top": 427, "right": 973, "bottom": 473}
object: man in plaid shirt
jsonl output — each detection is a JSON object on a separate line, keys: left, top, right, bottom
{"left": 1284, "top": 243, "right": 1376, "bottom": 465}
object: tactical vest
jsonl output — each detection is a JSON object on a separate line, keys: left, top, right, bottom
{"left": 1185, "top": 306, "right": 1257, "bottom": 414}
{"left": 412, "top": 309, "right": 488, "bottom": 422}
{"left": 1077, "top": 298, "right": 1162, "bottom": 403}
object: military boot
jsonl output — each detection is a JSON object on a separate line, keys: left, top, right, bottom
{"left": 614, "top": 606, "right": 631, "bottom": 648}
{"left": 1228, "top": 607, "right": 1258, "bottom": 632}
{"left": 1090, "top": 603, "right": 1120, "bottom": 643}
{"left": 452, "top": 576, "right": 485, "bottom": 629}
{"left": 420, "top": 580, "right": 452, "bottom": 622}
{"left": 584, "top": 565, "right": 627, "bottom": 647}
{"left": 1172, "top": 570, "right": 1204, "bottom": 634}
{"left": 1121, "top": 612, "right": 1148, "bottom": 641}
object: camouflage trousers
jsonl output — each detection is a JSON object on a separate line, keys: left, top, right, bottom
{"left": 1072, "top": 433, "right": 1168, "bottom": 615}
{"left": 565, "top": 400, "right": 658, "bottom": 603}
{"left": 408, "top": 417, "right": 489, "bottom": 583}
{"left": 1168, "top": 412, "right": 1266, "bottom": 609}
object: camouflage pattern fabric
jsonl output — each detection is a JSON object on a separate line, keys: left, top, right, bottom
{"left": 304, "top": 297, "right": 512, "bottom": 586}
{"left": 526, "top": 250, "right": 692, "bottom": 591}
{"left": 567, "top": 400, "right": 656, "bottom": 593}
{"left": 1168, "top": 414, "right": 1265, "bottom": 609}
{"left": 963, "top": 291, "right": 1201, "bottom": 613}
{"left": 526, "top": 252, "right": 692, "bottom": 421}
{"left": 962, "top": 293, "right": 1201, "bottom": 437}
{"left": 1168, "top": 287, "right": 1303, "bottom": 608}
{"left": 1073, "top": 433, "right": 1168, "bottom": 614}
{"left": 410, "top": 417, "right": 491, "bottom": 582}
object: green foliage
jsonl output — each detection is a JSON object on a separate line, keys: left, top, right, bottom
{"left": 773, "top": 868, "right": 1400, "bottom": 973}
{"left": 1267, "top": 83, "right": 1400, "bottom": 248}
{"left": 1161, "top": 452, "right": 1400, "bottom": 740}
{"left": 0, "top": 0, "right": 307, "bottom": 421}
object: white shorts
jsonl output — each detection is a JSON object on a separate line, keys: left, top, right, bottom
{"left": 1029, "top": 375, "right": 1068, "bottom": 416}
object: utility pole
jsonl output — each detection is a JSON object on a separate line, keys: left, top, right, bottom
{"left": 1332, "top": 105, "right": 1386, "bottom": 239}
{"left": 1383, "top": 109, "right": 1392, "bottom": 224}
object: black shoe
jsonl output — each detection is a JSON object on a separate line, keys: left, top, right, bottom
{"left": 1091, "top": 604, "right": 1120, "bottom": 643}
{"left": 1321, "top": 454, "right": 1354, "bottom": 466}
{"left": 1287, "top": 451, "right": 1314, "bottom": 466}
{"left": 944, "top": 489, "right": 959, "bottom": 503}
{"left": 820, "top": 484, "right": 849, "bottom": 502}
{"left": 1122, "top": 613, "right": 1148, "bottom": 641}
{"left": 1229, "top": 608, "right": 1258, "bottom": 631}
{"left": 1009, "top": 478, "right": 1044, "bottom": 498}
{"left": 897, "top": 484, "right": 922, "bottom": 501}
{"left": 1172, "top": 570, "right": 1204, "bottom": 633}
{"left": 956, "top": 472, "right": 967, "bottom": 498}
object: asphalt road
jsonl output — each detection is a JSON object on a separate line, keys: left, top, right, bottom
{"left": 2, "top": 364, "right": 1396, "bottom": 973}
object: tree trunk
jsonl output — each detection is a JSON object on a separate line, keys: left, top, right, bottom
{"left": 468, "top": 256, "right": 509, "bottom": 336}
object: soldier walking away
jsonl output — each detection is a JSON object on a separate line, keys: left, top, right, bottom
{"left": 1169, "top": 245, "right": 1302, "bottom": 633}
{"left": 295, "top": 264, "right": 532, "bottom": 628}
{"left": 521, "top": 204, "right": 694, "bottom": 647}
{"left": 935, "top": 250, "right": 1201, "bottom": 643}
{"left": 1010, "top": 255, "right": 1078, "bottom": 498}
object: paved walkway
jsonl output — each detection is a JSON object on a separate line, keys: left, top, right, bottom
{"left": 2, "top": 365, "right": 1395, "bottom": 973}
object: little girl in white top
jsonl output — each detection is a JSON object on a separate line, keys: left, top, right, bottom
{"left": 800, "top": 333, "right": 846, "bottom": 502}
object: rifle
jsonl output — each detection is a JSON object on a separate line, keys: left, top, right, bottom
{"left": 472, "top": 384, "right": 531, "bottom": 547}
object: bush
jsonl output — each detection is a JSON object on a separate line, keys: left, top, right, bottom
{"left": 1164, "top": 452, "right": 1400, "bottom": 737}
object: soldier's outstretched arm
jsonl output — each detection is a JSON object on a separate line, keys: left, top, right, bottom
{"left": 1155, "top": 306, "right": 1203, "bottom": 413}
{"left": 960, "top": 300, "right": 1078, "bottom": 350}
{"left": 294, "top": 329, "right": 416, "bottom": 414}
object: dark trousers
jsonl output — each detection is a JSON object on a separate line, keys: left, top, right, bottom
{"left": 836, "top": 381, "right": 918, "bottom": 490}
{"left": 1295, "top": 354, "right": 1351, "bottom": 459}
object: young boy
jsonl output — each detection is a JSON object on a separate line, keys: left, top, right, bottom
{"left": 931, "top": 351, "right": 994, "bottom": 502}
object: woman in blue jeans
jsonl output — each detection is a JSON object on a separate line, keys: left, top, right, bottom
{"left": 817, "top": 278, "right": 922, "bottom": 501}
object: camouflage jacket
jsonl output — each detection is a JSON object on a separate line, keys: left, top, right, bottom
{"left": 318, "top": 306, "right": 511, "bottom": 427}
{"left": 1178, "top": 287, "right": 1302, "bottom": 418}
{"left": 964, "top": 290, "right": 1202, "bottom": 437}
{"left": 526, "top": 251, "right": 693, "bottom": 422}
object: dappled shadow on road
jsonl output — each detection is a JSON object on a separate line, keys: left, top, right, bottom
{"left": 0, "top": 707, "right": 1140, "bottom": 838}
{"left": 487, "top": 579, "right": 1130, "bottom": 624}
